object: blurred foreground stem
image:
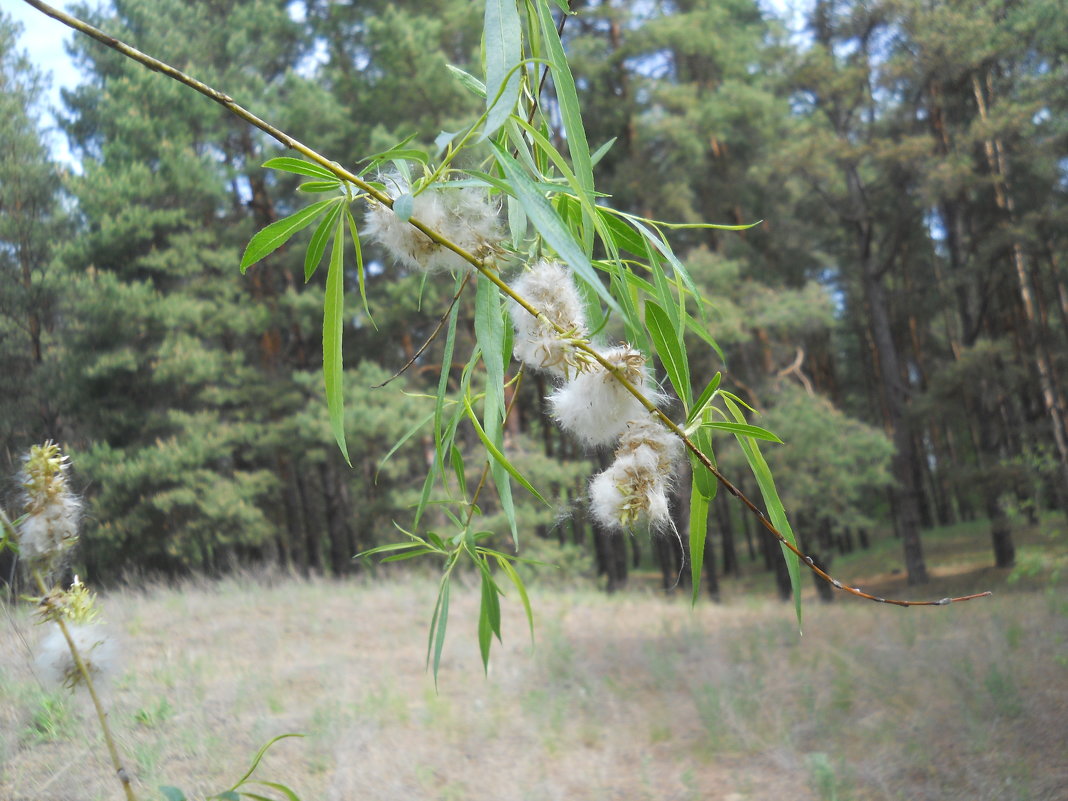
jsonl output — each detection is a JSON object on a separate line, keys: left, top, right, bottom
{"left": 32, "top": 569, "right": 138, "bottom": 801}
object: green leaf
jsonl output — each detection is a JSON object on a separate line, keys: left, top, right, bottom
{"left": 428, "top": 574, "right": 451, "bottom": 684}
{"left": 688, "top": 427, "right": 718, "bottom": 501}
{"left": 449, "top": 444, "right": 468, "bottom": 498}
{"left": 475, "top": 275, "right": 507, "bottom": 435}
{"left": 478, "top": 567, "right": 501, "bottom": 672}
{"left": 323, "top": 216, "right": 350, "bottom": 464}
{"left": 247, "top": 780, "right": 303, "bottom": 801}
{"left": 160, "top": 788, "right": 187, "bottom": 801}
{"left": 701, "top": 421, "right": 784, "bottom": 444}
{"left": 645, "top": 299, "right": 692, "bottom": 407}
{"left": 376, "top": 411, "right": 434, "bottom": 481}
{"left": 684, "top": 313, "right": 727, "bottom": 366}
{"left": 462, "top": 395, "right": 549, "bottom": 507}
{"left": 355, "top": 541, "right": 428, "bottom": 560}
{"left": 534, "top": 0, "right": 593, "bottom": 198}
{"left": 224, "top": 734, "right": 304, "bottom": 792}
{"left": 688, "top": 372, "right": 722, "bottom": 425}
{"left": 723, "top": 397, "right": 802, "bottom": 627}
{"left": 304, "top": 199, "right": 344, "bottom": 282}
{"left": 689, "top": 477, "right": 710, "bottom": 606}
{"left": 494, "top": 554, "right": 534, "bottom": 642}
{"left": 446, "top": 64, "right": 487, "bottom": 98}
{"left": 241, "top": 199, "right": 335, "bottom": 273}
{"left": 262, "top": 157, "right": 337, "bottom": 180}
{"left": 624, "top": 214, "right": 700, "bottom": 301}
{"left": 474, "top": 274, "right": 516, "bottom": 543}
{"left": 489, "top": 142, "right": 619, "bottom": 316}
{"left": 596, "top": 207, "right": 647, "bottom": 255}
{"left": 380, "top": 548, "right": 434, "bottom": 563}
{"left": 298, "top": 180, "right": 341, "bottom": 193}
{"left": 484, "top": 0, "right": 522, "bottom": 137}
{"left": 590, "top": 137, "right": 617, "bottom": 167}
{"left": 344, "top": 210, "right": 373, "bottom": 323}
{"left": 648, "top": 245, "right": 681, "bottom": 334}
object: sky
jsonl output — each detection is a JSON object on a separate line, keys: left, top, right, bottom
{"left": 5, "top": 0, "right": 81, "bottom": 163}
{"left": 7, "top": 0, "right": 806, "bottom": 166}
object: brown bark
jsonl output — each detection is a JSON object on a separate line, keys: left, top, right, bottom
{"left": 855, "top": 212, "right": 928, "bottom": 583}
{"left": 972, "top": 73, "right": 1068, "bottom": 510}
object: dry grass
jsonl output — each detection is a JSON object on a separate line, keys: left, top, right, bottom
{"left": 1, "top": 552, "right": 1067, "bottom": 801}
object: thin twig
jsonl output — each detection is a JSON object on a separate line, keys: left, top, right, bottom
{"left": 32, "top": 570, "right": 138, "bottom": 801}
{"left": 22, "top": 0, "right": 991, "bottom": 608}
{"left": 373, "top": 273, "right": 472, "bottom": 388}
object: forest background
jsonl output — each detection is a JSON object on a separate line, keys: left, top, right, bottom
{"left": 2, "top": 0, "right": 1067, "bottom": 598}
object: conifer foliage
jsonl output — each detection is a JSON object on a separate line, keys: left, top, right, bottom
{"left": 5, "top": 0, "right": 1051, "bottom": 621}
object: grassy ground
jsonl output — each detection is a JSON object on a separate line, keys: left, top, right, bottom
{"left": 1, "top": 517, "right": 1066, "bottom": 801}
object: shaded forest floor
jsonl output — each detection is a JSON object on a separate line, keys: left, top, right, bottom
{"left": 2, "top": 517, "right": 1067, "bottom": 801}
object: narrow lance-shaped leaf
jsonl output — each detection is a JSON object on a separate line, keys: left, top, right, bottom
{"left": 688, "top": 426, "right": 718, "bottom": 501}
{"left": 474, "top": 274, "right": 518, "bottom": 545}
{"left": 483, "top": 0, "right": 522, "bottom": 137}
{"left": 462, "top": 395, "right": 550, "bottom": 507}
{"left": 534, "top": 0, "right": 594, "bottom": 248}
{"left": 645, "top": 299, "right": 692, "bottom": 408}
{"left": 701, "top": 421, "right": 783, "bottom": 444}
{"left": 298, "top": 181, "right": 342, "bottom": 193}
{"left": 246, "top": 780, "right": 303, "bottom": 801}
{"left": 493, "top": 554, "right": 535, "bottom": 642}
{"left": 323, "top": 216, "right": 350, "bottom": 464}
{"left": 305, "top": 199, "right": 344, "bottom": 282}
{"left": 490, "top": 142, "right": 619, "bottom": 316}
{"left": 477, "top": 565, "right": 502, "bottom": 672}
{"left": 723, "top": 397, "right": 802, "bottom": 627}
{"left": 689, "top": 475, "right": 710, "bottom": 606}
{"left": 688, "top": 372, "right": 722, "bottom": 425}
{"left": 428, "top": 573, "right": 452, "bottom": 684}
{"left": 240, "top": 198, "right": 335, "bottom": 273}
{"left": 262, "top": 156, "right": 338, "bottom": 179}
{"left": 345, "top": 209, "right": 374, "bottom": 324}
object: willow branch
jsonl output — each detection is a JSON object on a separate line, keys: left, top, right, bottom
{"left": 33, "top": 571, "right": 138, "bottom": 801}
{"left": 23, "top": 0, "right": 991, "bottom": 608}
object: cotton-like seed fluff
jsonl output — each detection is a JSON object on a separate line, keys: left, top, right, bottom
{"left": 17, "top": 442, "right": 81, "bottom": 565}
{"left": 509, "top": 260, "right": 587, "bottom": 376}
{"left": 589, "top": 444, "right": 673, "bottom": 531}
{"left": 36, "top": 623, "right": 117, "bottom": 689}
{"left": 363, "top": 171, "right": 500, "bottom": 273}
{"left": 549, "top": 345, "right": 664, "bottom": 447}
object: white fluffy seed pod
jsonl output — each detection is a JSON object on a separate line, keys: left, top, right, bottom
{"left": 363, "top": 172, "right": 500, "bottom": 273}
{"left": 548, "top": 346, "right": 664, "bottom": 447}
{"left": 616, "top": 417, "right": 683, "bottom": 477}
{"left": 589, "top": 445, "right": 673, "bottom": 531}
{"left": 509, "top": 260, "right": 587, "bottom": 376}
{"left": 17, "top": 494, "right": 81, "bottom": 563}
{"left": 36, "top": 623, "right": 117, "bottom": 689}
{"left": 17, "top": 443, "right": 81, "bottom": 567}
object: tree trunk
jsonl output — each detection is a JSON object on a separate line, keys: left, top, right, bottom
{"left": 320, "top": 461, "right": 354, "bottom": 575}
{"left": 972, "top": 73, "right": 1068, "bottom": 512}
{"left": 855, "top": 211, "right": 928, "bottom": 584}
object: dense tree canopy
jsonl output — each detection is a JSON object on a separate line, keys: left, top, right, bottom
{"left": 2, "top": 0, "right": 1065, "bottom": 591}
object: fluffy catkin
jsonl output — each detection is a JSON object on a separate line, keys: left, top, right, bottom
{"left": 509, "top": 260, "right": 587, "bottom": 376}
{"left": 548, "top": 345, "right": 664, "bottom": 447}
{"left": 17, "top": 442, "right": 81, "bottom": 569}
{"left": 363, "top": 172, "right": 500, "bottom": 273}
{"left": 36, "top": 623, "right": 117, "bottom": 688}
{"left": 589, "top": 445, "right": 673, "bottom": 530}
{"left": 589, "top": 418, "right": 681, "bottom": 531}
